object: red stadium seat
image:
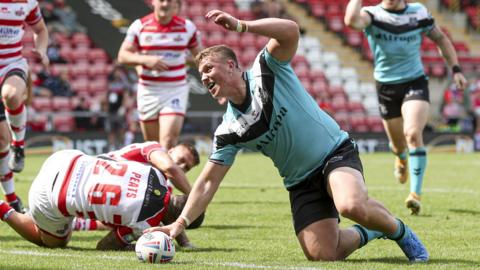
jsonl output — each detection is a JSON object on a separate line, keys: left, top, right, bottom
{"left": 69, "top": 63, "right": 90, "bottom": 78}
{"left": 71, "top": 78, "right": 90, "bottom": 95}
{"left": 89, "top": 79, "right": 109, "bottom": 94}
{"left": 28, "top": 113, "right": 48, "bottom": 132}
{"left": 71, "top": 33, "right": 91, "bottom": 48}
{"left": 31, "top": 97, "right": 52, "bottom": 112}
{"left": 53, "top": 114, "right": 75, "bottom": 132}
{"left": 52, "top": 97, "right": 73, "bottom": 111}
{"left": 88, "top": 48, "right": 110, "bottom": 63}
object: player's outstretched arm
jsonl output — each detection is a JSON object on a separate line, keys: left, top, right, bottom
{"left": 427, "top": 26, "right": 468, "bottom": 90}
{"left": 149, "top": 149, "right": 192, "bottom": 194}
{"left": 205, "top": 10, "right": 299, "bottom": 62}
{"left": 344, "top": 0, "right": 372, "bottom": 31}
{"left": 145, "top": 162, "right": 230, "bottom": 239}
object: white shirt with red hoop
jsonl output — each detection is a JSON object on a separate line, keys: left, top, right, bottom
{"left": 0, "top": 0, "right": 42, "bottom": 76}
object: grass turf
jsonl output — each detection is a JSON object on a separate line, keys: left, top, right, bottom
{"left": 0, "top": 152, "right": 479, "bottom": 269}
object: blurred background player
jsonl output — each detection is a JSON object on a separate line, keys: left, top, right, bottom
{"left": 117, "top": 0, "right": 203, "bottom": 149}
{"left": 147, "top": 10, "right": 429, "bottom": 262}
{"left": 344, "top": 0, "right": 467, "bottom": 214}
{"left": 0, "top": 0, "right": 49, "bottom": 212}
{"left": 0, "top": 143, "right": 201, "bottom": 250}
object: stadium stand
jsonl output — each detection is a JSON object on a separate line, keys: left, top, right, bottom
{"left": 24, "top": 0, "right": 479, "bottom": 135}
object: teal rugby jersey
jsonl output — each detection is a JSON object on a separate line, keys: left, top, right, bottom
{"left": 209, "top": 48, "right": 348, "bottom": 189}
{"left": 363, "top": 3, "right": 435, "bottom": 83}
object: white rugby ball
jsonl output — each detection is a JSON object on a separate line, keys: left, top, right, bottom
{"left": 135, "top": 231, "right": 175, "bottom": 263}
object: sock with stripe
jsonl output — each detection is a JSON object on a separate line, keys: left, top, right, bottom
{"left": 0, "top": 200, "right": 14, "bottom": 221}
{"left": 389, "top": 142, "right": 407, "bottom": 160}
{"left": 5, "top": 103, "right": 26, "bottom": 147}
{"left": 352, "top": 224, "right": 385, "bottom": 248}
{"left": 0, "top": 147, "right": 16, "bottom": 202}
{"left": 386, "top": 218, "right": 407, "bottom": 241}
{"left": 408, "top": 147, "right": 427, "bottom": 195}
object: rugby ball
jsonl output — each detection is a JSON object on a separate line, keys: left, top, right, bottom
{"left": 135, "top": 231, "right": 175, "bottom": 263}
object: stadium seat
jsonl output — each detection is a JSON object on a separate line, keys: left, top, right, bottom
{"left": 71, "top": 78, "right": 90, "bottom": 95}
{"left": 28, "top": 113, "right": 48, "bottom": 132}
{"left": 53, "top": 114, "right": 75, "bottom": 132}
{"left": 88, "top": 48, "right": 110, "bottom": 63}
{"left": 50, "top": 64, "right": 69, "bottom": 76}
{"left": 71, "top": 33, "right": 91, "bottom": 48}
{"left": 52, "top": 97, "right": 73, "bottom": 111}
{"left": 31, "top": 97, "right": 52, "bottom": 112}
{"left": 69, "top": 63, "right": 90, "bottom": 79}
{"left": 89, "top": 79, "right": 109, "bottom": 94}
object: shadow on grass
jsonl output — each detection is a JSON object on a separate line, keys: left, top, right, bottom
{"left": 213, "top": 200, "right": 286, "bottom": 205}
{"left": 449, "top": 208, "right": 480, "bottom": 215}
{"left": 180, "top": 247, "right": 243, "bottom": 253}
{"left": 202, "top": 224, "right": 257, "bottom": 230}
{"left": 0, "top": 235, "right": 24, "bottom": 241}
{"left": 348, "top": 257, "right": 478, "bottom": 266}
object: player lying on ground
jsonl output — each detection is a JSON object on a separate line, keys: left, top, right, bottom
{"left": 0, "top": 142, "right": 202, "bottom": 250}
{"left": 73, "top": 142, "right": 204, "bottom": 231}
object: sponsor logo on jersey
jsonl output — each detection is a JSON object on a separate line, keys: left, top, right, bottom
{"left": 14, "top": 7, "right": 25, "bottom": 17}
{"left": 256, "top": 107, "right": 288, "bottom": 151}
{"left": 0, "top": 27, "right": 19, "bottom": 38}
{"left": 145, "top": 35, "right": 153, "bottom": 42}
{"left": 0, "top": 7, "right": 9, "bottom": 14}
{"left": 374, "top": 33, "right": 417, "bottom": 43}
{"left": 408, "top": 17, "right": 418, "bottom": 26}
{"left": 173, "top": 35, "right": 183, "bottom": 42}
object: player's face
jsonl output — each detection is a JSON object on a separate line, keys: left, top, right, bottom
{"left": 169, "top": 146, "right": 195, "bottom": 172}
{"left": 198, "top": 55, "right": 234, "bottom": 99}
{"left": 381, "top": 0, "right": 405, "bottom": 10}
{"left": 152, "top": 0, "right": 177, "bottom": 19}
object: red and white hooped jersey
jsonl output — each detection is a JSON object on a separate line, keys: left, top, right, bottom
{"left": 124, "top": 14, "right": 201, "bottom": 88}
{"left": 0, "top": 0, "right": 42, "bottom": 67}
{"left": 57, "top": 151, "right": 171, "bottom": 236}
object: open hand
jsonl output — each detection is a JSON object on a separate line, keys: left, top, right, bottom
{"left": 205, "top": 10, "right": 238, "bottom": 32}
{"left": 143, "top": 221, "right": 184, "bottom": 239}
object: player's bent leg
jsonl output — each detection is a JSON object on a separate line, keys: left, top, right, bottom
{"left": 297, "top": 218, "right": 359, "bottom": 261}
{"left": 0, "top": 122, "right": 24, "bottom": 212}
{"left": 383, "top": 118, "right": 409, "bottom": 183}
{"left": 159, "top": 114, "right": 184, "bottom": 149}
{"left": 39, "top": 230, "right": 71, "bottom": 248}
{"left": 328, "top": 167, "right": 397, "bottom": 233}
{"left": 140, "top": 119, "right": 160, "bottom": 142}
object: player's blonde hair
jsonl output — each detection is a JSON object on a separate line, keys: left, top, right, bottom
{"left": 195, "top": 45, "right": 240, "bottom": 68}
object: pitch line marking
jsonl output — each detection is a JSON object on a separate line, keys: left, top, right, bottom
{"left": 0, "top": 250, "right": 325, "bottom": 270}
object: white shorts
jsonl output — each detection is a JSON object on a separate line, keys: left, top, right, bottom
{"left": 136, "top": 83, "right": 189, "bottom": 121}
{"left": 28, "top": 150, "right": 83, "bottom": 238}
{"left": 0, "top": 59, "right": 29, "bottom": 82}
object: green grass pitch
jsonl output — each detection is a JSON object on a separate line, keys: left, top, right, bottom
{"left": 0, "top": 152, "right": 479, "bottom": 269}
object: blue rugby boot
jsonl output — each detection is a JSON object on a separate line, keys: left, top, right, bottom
{"left": 396, "top": 225, "right": 429, "bottom": 262}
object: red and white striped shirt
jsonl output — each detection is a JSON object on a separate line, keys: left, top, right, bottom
{"left": 56, "top": 150, "right": 171, "bottom": 240}
{"left": 0, "top": 0, "right": 41, "bottom": 67}
{"left": 124, "top": 14, "right": 201, "bottom": 88}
